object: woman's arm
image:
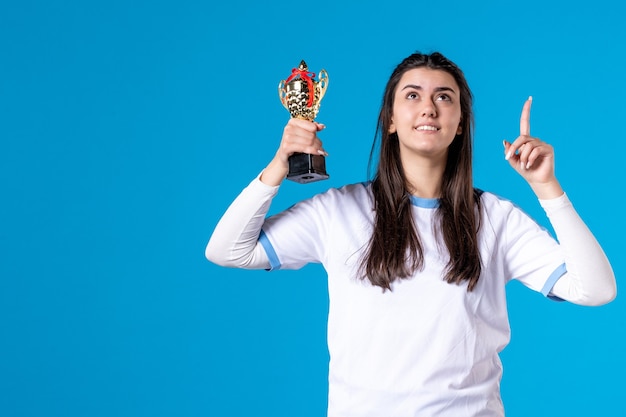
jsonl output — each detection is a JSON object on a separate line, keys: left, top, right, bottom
{"left": 205, "top": 176, "right": 277, "bottom": 269}
{"left": 205, "top": 119, "right": 327, "bottom": 269}
{"left": 539, "top": 194, "right": 616, "bottom": 306}
{"left": 503, "top": 97, "right": 616, "bottom": 306}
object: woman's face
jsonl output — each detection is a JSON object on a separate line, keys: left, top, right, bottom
{"left": 390, "top": 67, "right": 463, "bottom": 162}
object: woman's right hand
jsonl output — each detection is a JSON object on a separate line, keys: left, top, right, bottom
{"left": 260, "top": 118, "right": 327, "bottom": 186}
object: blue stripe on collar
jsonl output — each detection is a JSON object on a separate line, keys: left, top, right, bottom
{"left": 410, "top": 195, "right": 440, "bottom": 208}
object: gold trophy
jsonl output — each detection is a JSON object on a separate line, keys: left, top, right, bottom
{"left": 278, "top": 60, "right": 329, "bottom": 183}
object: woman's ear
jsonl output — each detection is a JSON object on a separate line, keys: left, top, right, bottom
{"left": 456, "top": 118, "right": 462, "bottom": 135}
{"left": 389, "top": 120, "right": 397, "bottom": 134}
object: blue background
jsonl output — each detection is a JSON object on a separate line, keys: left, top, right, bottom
{"left": 1, "top": 1, "right": 624, "bottom": 416}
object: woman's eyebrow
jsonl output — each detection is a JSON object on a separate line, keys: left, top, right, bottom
{"left": 400, "top": 84, "right": 457, "bottom": 94}
{"left": 401, "top": 84, "right": 422, "bottom": 91}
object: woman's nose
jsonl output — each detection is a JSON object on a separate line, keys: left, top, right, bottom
{"left": 421, "top": 101, "right": 437, "bottom": 117}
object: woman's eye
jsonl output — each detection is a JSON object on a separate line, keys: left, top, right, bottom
{"left": 436, "top": 94, "right": 451, "bottom": 101}
{"left": 407, "top": 92, "right": 419, "bottom": 99}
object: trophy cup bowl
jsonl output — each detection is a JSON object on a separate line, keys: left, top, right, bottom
{"left": 278, "top": 60, "right": 329, "bottom": 184}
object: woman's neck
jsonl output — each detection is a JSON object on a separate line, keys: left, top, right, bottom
{"left": 401, "top": 152, "right": 446, "bottom": 199}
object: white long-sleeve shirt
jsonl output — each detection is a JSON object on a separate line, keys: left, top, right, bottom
{"left": 206, "top": 176, "right": 616, "bottom": 417}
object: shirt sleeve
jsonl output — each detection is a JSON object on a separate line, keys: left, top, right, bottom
{"left": 260, "top": 190, "right": 331, "bottom": 270}
{"left": 538, "top": 193, "right": 616, "bottom": 306}
{"left": 205, "top": 174, "right": 278, "bottom": 270}
{"left": 500, "top": 198, "right": 568, "bottom": 295}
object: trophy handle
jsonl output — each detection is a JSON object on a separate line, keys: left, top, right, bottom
{"left": 316, "top": 69, "right": 329, "bottom": 102}
{"left": 278, "top": 79, "right": 289, "bottom": 110}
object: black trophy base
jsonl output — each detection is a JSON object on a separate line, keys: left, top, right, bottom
{"left": 286, "top": 152, "right": 329, "bottom": 184}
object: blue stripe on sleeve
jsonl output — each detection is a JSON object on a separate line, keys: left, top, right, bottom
{"left": 259, "top": 230, "right": 281, "bottom": 271}
{"left": 541, "top": 263, "right": 567, "bottom": 302}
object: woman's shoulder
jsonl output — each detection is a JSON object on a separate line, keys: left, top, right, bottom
{"left": 313, "top": 181, "right": 372, "bottom": 204}
{"left": 266, "top": 182, "right": 373, "bottom": 226}
{"left": 478, "top": 189, "right": 514, "bottom": 206}
{"left": 315, "top": 181, "right": 372, "bottom": 200}
{"left": 476, "top": 189, "right": 524, "bottom": 216}
{"left": 477, "top": 189, "right": 544, "bottom": 232}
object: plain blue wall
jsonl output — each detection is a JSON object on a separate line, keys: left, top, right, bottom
{"left": 1, "top": 0, "right": 624, "bottom": 416}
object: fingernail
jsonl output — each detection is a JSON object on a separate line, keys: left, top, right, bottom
{"left": 526, "top": 161, "right": 531, "bottom": 169}
{"left": 318, "top": 149, "right": 328, "bottom": 156}
{"left": 505, "top": 151, "right": 512, "bottom": 161}
{"left": 520, "top": 161, "right": 525, "bottom": 170}
{"left": 528, "top": 95, "right": 533, "bottom": 101}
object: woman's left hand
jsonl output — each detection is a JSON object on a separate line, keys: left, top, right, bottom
{"left": 503, "top": 97, "right": 564, "bottom": 199}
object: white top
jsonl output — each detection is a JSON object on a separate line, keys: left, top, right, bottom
{"left": 205, "top": 176, "right": 616, "bottom": 417}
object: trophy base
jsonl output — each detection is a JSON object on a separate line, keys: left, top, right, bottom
{"left": 287, "top": 152, "right": 329, "bottom": 184}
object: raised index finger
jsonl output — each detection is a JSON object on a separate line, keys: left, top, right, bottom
{"left": 520, "top": 96, "right": 532, "bottom": 136}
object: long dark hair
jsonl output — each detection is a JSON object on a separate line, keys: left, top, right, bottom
{"left": 360, "top": 51, "right": 482, "bottom": 292}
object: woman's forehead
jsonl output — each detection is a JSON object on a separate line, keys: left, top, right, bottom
{"left": 397, "top": 68, "right": 459, "bottom": 90}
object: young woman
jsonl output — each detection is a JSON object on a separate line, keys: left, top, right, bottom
{"left": 205, "top": 52, "right": 616, "bottom": 417}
